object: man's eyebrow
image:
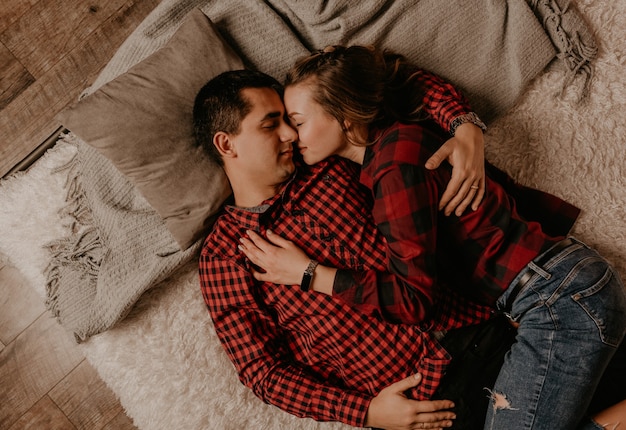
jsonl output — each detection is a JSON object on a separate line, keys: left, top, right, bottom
{"left": 260, "top": 111, "right": 282, "bottom": 121}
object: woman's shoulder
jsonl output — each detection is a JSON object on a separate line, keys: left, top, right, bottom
{"left": 373, "top": 121, "right": 443, "bottom": 164}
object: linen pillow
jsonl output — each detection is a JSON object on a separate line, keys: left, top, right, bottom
{"left": 56, "top": 8, "right": 242, "bottom": 250}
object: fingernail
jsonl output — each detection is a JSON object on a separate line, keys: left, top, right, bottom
{"left": 413, "top": 373, "right": 422, "bottom": 380}
{"left": 267, "top": 229, "right": 272, "bottom": 234}
{"left": 237, "top": 245, "right": 243, "bottom": 251}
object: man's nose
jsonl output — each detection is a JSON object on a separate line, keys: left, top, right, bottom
{"left": 280, "top": 122, "right": 298, "bottom": 142}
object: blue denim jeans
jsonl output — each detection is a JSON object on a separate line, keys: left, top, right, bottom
{"left": 485, "top": 238, "right": 626, "bottom": 430}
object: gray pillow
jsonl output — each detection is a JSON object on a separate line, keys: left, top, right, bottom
{"left": 57, "top": 9, "right": 242, "bottom": 250}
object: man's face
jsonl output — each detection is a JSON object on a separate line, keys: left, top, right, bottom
{"left": 228, "top": 88, "right": 298, "bottom": 187}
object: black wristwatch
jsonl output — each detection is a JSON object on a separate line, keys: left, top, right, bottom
{"left": 300, "top": 260, "right": 319, "bottom": 292}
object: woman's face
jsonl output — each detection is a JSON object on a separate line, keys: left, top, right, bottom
{"left": 284, "top": 82, "right": 347, "bottom": 165}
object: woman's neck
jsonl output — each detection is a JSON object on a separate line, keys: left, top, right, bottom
{"left": 340, "top": 123, "right": 369, "bottom": 165}
{"left": 340, "top": 145, "right": 366, "bottom": 165}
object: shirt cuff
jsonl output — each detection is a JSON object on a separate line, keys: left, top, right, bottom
{"left": 449, "top": 112, "right": 487, "bottom": 136}
{"left": 339, "top": 392, "right": 372, "bottom": 428}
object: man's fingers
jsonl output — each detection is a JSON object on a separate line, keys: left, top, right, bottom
{"left": 414, "top": 399, "right": 456, "bottom": 414}
{"left": 390, "top": 373, "right": 423, "bottom": 392}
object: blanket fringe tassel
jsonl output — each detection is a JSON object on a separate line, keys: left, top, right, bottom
{"left": 528, "top": 0, "right": 598, "bottom": 101}
{"left": 44, "top": 136, "right": 104, "bottom": 342}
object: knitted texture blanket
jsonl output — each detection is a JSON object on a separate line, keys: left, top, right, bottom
{"left": 43, "top": 0, "right": 595, "bottom": 341}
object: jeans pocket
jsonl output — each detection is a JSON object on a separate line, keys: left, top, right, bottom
{"left": 572, "top": 261, "right": 626, "bottom": 347}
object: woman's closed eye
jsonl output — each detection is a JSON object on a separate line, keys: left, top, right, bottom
{"left": 288, "top": 118, "right": 302, "bottom": 128}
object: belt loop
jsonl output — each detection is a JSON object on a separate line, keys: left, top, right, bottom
{"left": 502, "top": 238, "right": 575, "bottom": 313}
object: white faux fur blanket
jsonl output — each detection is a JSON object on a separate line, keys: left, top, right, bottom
{"left": 0, "top": 1, "right": 624, "bottom": 429}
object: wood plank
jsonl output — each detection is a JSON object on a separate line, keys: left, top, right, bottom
{"left": 0, "top": 0, "right": 39, "bottom": 34}
{"left": 0, "top": 0, "right": 130, "bottom": 79}
{"left": 0, "top": 315, "right": 84, "bottom": 428}
{"left": 102, "top": 411, "right": 138, "bottom": 430}
{"left": 0, "top": 42, "right": 35, "bottom": 110}
{"left": 0, "top": 0, "right": 161, "bottom": 178}
{"left": 7, "top": 396, "right": 74, "bottom": 430}
{"left": 0, "top": 264, "right": 46, "bottom": 345}
{"left": 49, "top": 360, "right": 128, "bottom": 430}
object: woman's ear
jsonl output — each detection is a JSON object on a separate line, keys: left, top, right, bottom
{"left": 213, "top": 131, "right": 236, "bottom": 158}
{"left": 342, "top": 119, "right": 352, "bottom": 133}
{"left": 343, "top": 119, "right": 366, "bottom": 145}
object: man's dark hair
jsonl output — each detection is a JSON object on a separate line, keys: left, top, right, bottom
{"left": 193, "top": 70, "right": 283, "bottom": 166}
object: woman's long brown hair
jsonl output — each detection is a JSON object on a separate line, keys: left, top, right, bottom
{"left": 284, "top": 45, "right": 427, "bottom": 146}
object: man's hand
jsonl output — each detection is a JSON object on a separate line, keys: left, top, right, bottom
{"left": 365, "top": 374, "right": 456, "bottom": 430}
{"left": 425, "top": 122, "right": 485, "bottom": 216}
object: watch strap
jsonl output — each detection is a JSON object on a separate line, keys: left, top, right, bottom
{"left": 300, "top": 260, "right": 319, "bottom": 292}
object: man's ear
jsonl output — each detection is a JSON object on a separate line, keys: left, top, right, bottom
{"left": 213, "top": 131, "right": 236, "bottom": 158}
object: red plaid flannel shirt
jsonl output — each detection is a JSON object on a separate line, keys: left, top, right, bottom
{"left": 198, "top": 71, "right": 579, "bottom": 426}
{"left": 199, "top": 158, "right": 494, "bottom": 427}
{"left": 351, "top": 121, "right": 580, "bottom": 318}
{"left": 415, "top": 69, "right": 477, "bottom": 132}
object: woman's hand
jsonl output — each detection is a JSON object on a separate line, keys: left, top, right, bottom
{"left": 365, "top": 374, "right": 456, "bottom": 430}
{"left": 425, "top": 122, "right": 485, "bottom": 216}
{"left": 238, "top": 230, "right": 311, "bottom": 285}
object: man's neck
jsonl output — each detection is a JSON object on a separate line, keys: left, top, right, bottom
{"left": 229, "top": 178, "right": 285, "bottom": 209}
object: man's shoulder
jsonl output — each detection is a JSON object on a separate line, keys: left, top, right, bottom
{"left": 200, "top": 211, "right": 239, "bottom": 259}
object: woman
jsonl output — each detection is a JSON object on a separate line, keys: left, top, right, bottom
{"left": 239, "top": 45, "right": 626, "bottom": 429}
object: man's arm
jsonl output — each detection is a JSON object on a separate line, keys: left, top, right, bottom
{"left": 200, "top": 249, "right": 459, "bottom": 428}
{"left": 200, "top": 253, "right": 371, "bottom": 427}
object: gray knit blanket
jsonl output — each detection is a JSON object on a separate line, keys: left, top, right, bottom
{"left": 45, "top": 0, "right": 597, "bottom": 341}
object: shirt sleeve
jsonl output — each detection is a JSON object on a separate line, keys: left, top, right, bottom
{"left": 415, "top": 69, "right": 486, "bottom": 135}
{"left": 199, "top": 252, "right": 371, "bottom": 427}
{"left": 333, "top": 128, "right": 443, "bottom": 325}
{"left": 333, "top": 163, "right": 440, "bottom": 324}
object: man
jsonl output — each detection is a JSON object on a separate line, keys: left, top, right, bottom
{"left": 193, "top": 69, "right": 503, "bottom": 429}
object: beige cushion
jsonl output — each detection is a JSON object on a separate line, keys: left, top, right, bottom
{"left": 57, "top": 9, "right": 242, "bottom": 250}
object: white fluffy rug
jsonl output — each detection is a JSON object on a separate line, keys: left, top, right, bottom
{"left": 0, "top": 0, "right": 624, "bottom": 429}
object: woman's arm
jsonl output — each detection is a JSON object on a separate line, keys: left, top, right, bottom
{"left": 415, "top": 69, "right": 487, "bottom": 216}
{"left": 239, "top": 228, "right": 434, "bottom": 325}
{"left": 239, "top": 229, "right": 336, "bottom": 294}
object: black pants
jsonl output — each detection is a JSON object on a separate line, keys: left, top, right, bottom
{"left": 432, "top": 314, "right": 517, "bottom": 430}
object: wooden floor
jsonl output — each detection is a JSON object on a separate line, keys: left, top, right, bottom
{"left": 0, "top": 262, "right": 137, "bottom": 430}
{"left": 0, "top": 0, "right": 161, "bottom": 428}
{"left": 0, "top": 0, "right": 161, "bottom": 178}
